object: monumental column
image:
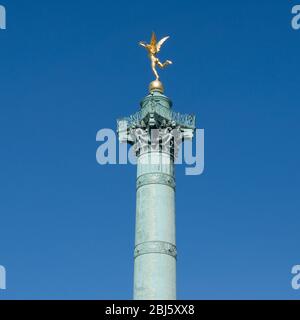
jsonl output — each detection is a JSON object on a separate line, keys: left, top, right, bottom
{"left": 117, "top": 33, "right": 195, "bottom": 300}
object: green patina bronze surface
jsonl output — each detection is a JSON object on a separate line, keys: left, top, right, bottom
{"left": 117, "top": 89, "right": 195, "bottom": 300}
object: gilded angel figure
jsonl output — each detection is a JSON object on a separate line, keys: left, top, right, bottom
{"left": 139, "top": 32, "right": 172, "bottom": 81}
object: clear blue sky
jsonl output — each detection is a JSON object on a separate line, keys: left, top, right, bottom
{"left": 0, "top": 0, "right": 300, "bottom": 300}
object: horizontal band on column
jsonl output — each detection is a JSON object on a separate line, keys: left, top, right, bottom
{"left": 134, "top": 241, "right": 177, "bottom": 259}
{"left": 136, "top": 173, "right": 176, "bottom": 190}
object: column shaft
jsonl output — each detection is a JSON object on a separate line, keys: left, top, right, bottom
{"left": 133, "top": 150, "right": 176, "bottom": 300}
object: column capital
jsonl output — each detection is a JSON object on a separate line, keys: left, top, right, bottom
{"left": 117, "top": 92, "right": 196, "bottom": 157}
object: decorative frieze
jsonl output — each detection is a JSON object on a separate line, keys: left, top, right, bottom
{"left": 137, "top": 173, "right": 175, "bottom": 190}
{"left": 134, "top": 241, "right": 177, "bottom": 259}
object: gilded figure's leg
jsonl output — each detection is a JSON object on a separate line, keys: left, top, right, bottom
{"left": 152, "top": 61, "right": 159, "bottom": 80}
{"left": 157, "top": 60, "right": 172, "bottom": 69}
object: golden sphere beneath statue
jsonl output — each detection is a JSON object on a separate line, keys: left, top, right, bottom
{"left": 149, "top": 80, "right": 164, "bottom": 93}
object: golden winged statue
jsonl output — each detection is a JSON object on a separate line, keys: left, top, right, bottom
{"left": 139, "top": 32, "right": 172, "bottom": 81}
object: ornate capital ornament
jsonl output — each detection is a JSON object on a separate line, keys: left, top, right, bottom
{"left": 117, "top": 92, "right": 195, "bottom": 158}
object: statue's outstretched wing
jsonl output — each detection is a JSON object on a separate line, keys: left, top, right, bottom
{"left": 156, "top": 36, "right": 170, "bottom": 52}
